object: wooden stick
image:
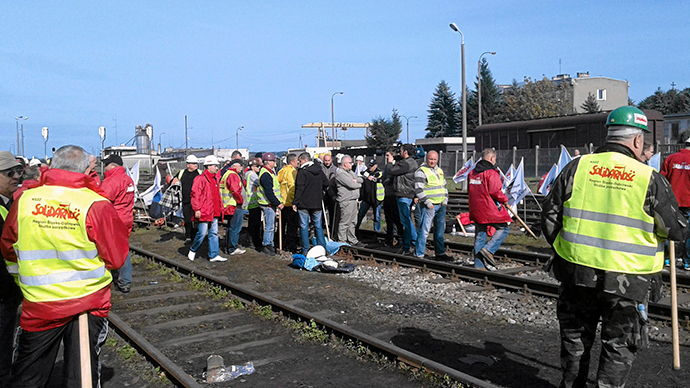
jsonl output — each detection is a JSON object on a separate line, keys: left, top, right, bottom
{"left": 669, "top": 241, "right": 681, "bottom": 370}
{"left": 321, "top": 201, "right": 331, "bottom": 241}
{"left": 278, "top": 209, "right": 282, "bottom": 253}
{"left": 506, "top": 204, "right": 538, "bottom": 240}
{"left": 457, "top": 221, "right": 468, "bottom": 237}
{"left": 79, "top": 312, "right": 92, "bottom": 388}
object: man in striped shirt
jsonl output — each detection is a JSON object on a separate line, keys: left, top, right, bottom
{"left": 413, "top": 151, "right": 450, "bottom": 260}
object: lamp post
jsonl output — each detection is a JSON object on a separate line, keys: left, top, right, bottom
{"left": 477, "top": 51, "right": 496, "bottom": 127}
{"left": 158, "top": 132, "right": 166, "bottom": 154}
{"left": 331, "top": 91, "right": 343, "bottom": 149}
{"left": 42, "top": 127, "right": 49, "bottom": 160}
{"left": 236, "top": 126, "right": 244, "bottom": 152}
{"left": 401, "top": 115, "right": 417, "bottom": 144}
{"left": 449, "top": 23, "right": 466, "bottom": 165}
{"left": 15, "top": 116, "right": 28, "bottom": 156}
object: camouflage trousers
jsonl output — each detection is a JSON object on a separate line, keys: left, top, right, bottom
{"left": 557, "top": 284, "right": 648, "bottom": 388}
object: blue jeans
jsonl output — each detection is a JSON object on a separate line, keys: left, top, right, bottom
{"left": 225, "top": 210, "right": 244, "bottom": 253}
{"left": 473, "top": 223, "right": 510, "bottom": 268}
{"left": 116, "top": 252, "right": 132, "bottom": 289}
{"left": 298, "top": 209, "right": 326, "bottom": 254}
{"left": 262, "top": 205, "right": 276, "bottom": 247}
{"left": 191, "top": 218, "right": 219, "bottom": 258}
{"left": 397, "top": 198, "right": 418, "bottom": 251}
{"left": 682, "top": 208, "right": 690, "bottom": 267}
{"left": 415, "top": 204, "right": 446, "bottom": 257}
{"left": 356, "top": 202, "right": 382, "bottom": 231}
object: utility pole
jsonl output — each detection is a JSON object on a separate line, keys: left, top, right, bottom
{"left": 184, "top": 115, "right": 188, "bottom": 155}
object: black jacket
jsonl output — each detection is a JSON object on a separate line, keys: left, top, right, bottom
{"left": 360, "top": 167, "right": 383, "bottom": 205}
{"left": 294, "top": 161, "right": 329, "bottom": 210}
{"left": 388, "top": 156, "right": 418, "bottom": 198}
{"left": 542, "top": 142, "right": 688, "bottom": 302}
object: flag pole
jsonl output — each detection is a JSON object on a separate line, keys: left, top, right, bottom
{"left": 506, "top": 204, "right": 538, "bottom": 239}
{"left": 669, "top": 241, "right": 681, "bottom": 369}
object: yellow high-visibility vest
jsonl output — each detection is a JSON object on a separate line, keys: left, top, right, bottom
{"left": 219, "top": 169, "right": 238, "bottom": 208}
{"left": 257, "top": 168, "right": 282, "bottom": 206}
{"left": 554, "top": 152, "right": 663, "bottom": 274}
{"left": 420, "top": 166, "right": 446, "bottom": 205}
{"left": 13, "top": 185, "right": 113, "bottom": 302}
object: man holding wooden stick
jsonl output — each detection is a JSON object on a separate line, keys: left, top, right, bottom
{"left": 1, "top": 145, "right": 129, "bottom": 387}
{"left": 542, "top": 106, "right": 688, "bottom": 388}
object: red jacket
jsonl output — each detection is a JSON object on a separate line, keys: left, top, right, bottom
{"left": 191, "top": 169, "right": 223, "bottom": 221}
{"left": 660, "top": 148, "right": 690, "bottom": 208}
{"left": 467, "top": 160, "right": 512, "bottom": 224}
{"left": 0, "top": 169, "right": 129, "bottom": 332}
{"left": 222, "top": 170, "right": 244, "bottom": 216}
{"left": 101, "top": 166, "right": 135, "bottom": 236}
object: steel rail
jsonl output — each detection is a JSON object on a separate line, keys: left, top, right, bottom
{"left": 340, "top": 245, "right": 690, "bottom": 323}
{"left": 108, "top": 312, "right": 203, "bottom": 388}
{"left": 128, "top": 245, "right": 503, "bottom": 388}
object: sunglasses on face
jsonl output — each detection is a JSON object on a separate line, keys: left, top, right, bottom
{"left": 1, "top": 167, "right": 23, "bottom": 178}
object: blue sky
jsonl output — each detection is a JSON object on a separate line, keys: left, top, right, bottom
{"left": 2, "top": 1, "right": 689, "bottom": 157}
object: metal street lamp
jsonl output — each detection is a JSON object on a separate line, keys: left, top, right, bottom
{"left": 15, "top": 116, "right": 28, "bottom": 156}
{"left": 236, "top": 126, "right": 244, "bottom": 152}
{"left": 42, "top": 127, "right": 49, "bottom": 160}
{"left": 477, "top": 51, "right": 496, "bottom": 127}
{"left": 331, "top": 91, "right": 343, "bottom": 149}
{"left": 449, "top": 23, "right": 466, "bottom": 165}
{"left": 158, "top": 132, "right": 166, "bottom": 154}
{"left": 401, "top": 115, "right": 417, "bottom": 144}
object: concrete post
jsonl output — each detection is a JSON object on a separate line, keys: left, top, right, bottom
{"left": 535, "top": 145, "right": 540, "bottom": 177}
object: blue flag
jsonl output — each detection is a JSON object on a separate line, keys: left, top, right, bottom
{"left": 557, "top": 146, "right": 572, "bottom": 172}
{"left": 453, "top": 158, "right": 477, "bottom": 183}
{"left": 648, "top": 152, "right": 660, "bottom": 171}
{"left": 538, "top": 163, "right": 559, "bottom": 195}
{"left": 501, "top": 163, "right": 516, "bottom": 192}
{"left": 507, "top": 158, "right": 527, "bottom": 207}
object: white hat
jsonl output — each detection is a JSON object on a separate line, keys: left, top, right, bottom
{"left": 29, "top": 158, "right": 41, "bottom": 167}
{"left": 306, "top": 245, "right": 326, "bottom": 259}
{"left": 321, "top": 259, "right": 338, "bottom": 269}
{"left": 186, "top": 155, "right": 199, "bottom": 163}
{"left": 356, "top": 155, "right": 364, "bottom": 162}
{"left": 203, "top": 155, "right": 220, "bottom": 166}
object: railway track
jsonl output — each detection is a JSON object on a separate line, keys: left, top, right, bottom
{"left": 346, "top": 232, "right": 690, "bottom": 323}
{"left": 108, "top": 245, "right": 503, "bottom": 388}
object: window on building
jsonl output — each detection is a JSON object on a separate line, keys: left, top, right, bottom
{"left": 672, "top": 122, "right": 680, "bottom": 140}
{"left": 597, "top": 89, "right": 607, "bottom": 100}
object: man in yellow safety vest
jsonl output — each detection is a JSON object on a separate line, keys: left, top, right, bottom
{"left": 413, "top": 151, "right": 450, "bottom": 260}
{"left": 1, "top": 145, "right": 129, "bottom": 387}
{"left": 256, "top": 152, "right": 283, "bottom": 256}
{"left": 542, "top": 106, "right": 688, "bottom": 388}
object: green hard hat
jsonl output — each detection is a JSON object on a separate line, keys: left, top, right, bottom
{"left": 605, "top": 106, "right": 649, "bottom": 133}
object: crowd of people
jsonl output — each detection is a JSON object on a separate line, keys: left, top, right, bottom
{"left": 0, "top": 105, "right": 688, "bottom": 388}
{"left": 168, "top": 146, "right": 452, "bottom": 263}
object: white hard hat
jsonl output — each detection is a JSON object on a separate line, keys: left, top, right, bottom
{"left": 321, "top": 259, "right": 338, "bottom": 269}
{"left": 29, "top": 158, "right": 41, "bottom": 167}
{"left": 186, "top": 155, "right": 199, "bottom": 163}
{"left": 356, "top": 155, "right": 364, "bottom": 162}
{"left": 306, "top": 245, "right": 326, "bottom": 259}
{"left": 203, "top": 155, "right": 220, "bottom": 166}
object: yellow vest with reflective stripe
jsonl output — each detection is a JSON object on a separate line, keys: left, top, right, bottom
{"left": 14, "top": 185, "right": 113, "bottom": 303}
{"left": 1, "top": 205, "right": 18, "bottom": 281}
{"left": 554, "top": 152, "right": 662, "bottom": 274}
{"left": 420, "top": 166, "right": 446, "bottom": 205}
{"left": 245, "top": 170, "right": 260, "bottom": 209}
{"left": 257, "top": 168, "right": 282, "bottom": 206}
{"left": 376, "top": 182, "right": 385, "bottom": 201}
{"left": 219, "top": 169, "right": 238, "bottom": 208}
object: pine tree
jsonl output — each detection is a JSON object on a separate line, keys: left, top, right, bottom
{"left": 581, "top": 93, "right": 600, "bottom": 113}
{"left": 366, "top": 109, "right": 402, "bottom": 150}
{"left": 425, "top": 81, "right": 461, "bottom": 138}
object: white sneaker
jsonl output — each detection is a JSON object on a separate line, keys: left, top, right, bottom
{"left": 230, "top": 248, "right": 246, "bottom": 256}
{"left": 209, "top": 255, "right": 228, "bottom": 262}
{"left": 187, "top": 250, "right": 196, "bottom": 261}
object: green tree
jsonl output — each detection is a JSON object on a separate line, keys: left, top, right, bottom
{"left": 638, "top": 86, "right": 690, "bottom": 114}
{"left": 425, "top": 80, "right": 461, "bottom": 138}
{"left": 366, "top": 109, "right": 402, "bottom": 149}
{"left": 503, "top": 77, "right": 574, "bottom": 121}
{"left": 581, "top": 92, "right": 601, "bottom": 113}
{"left": 467, "top": 58, "right": 504, "bottom": 132}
